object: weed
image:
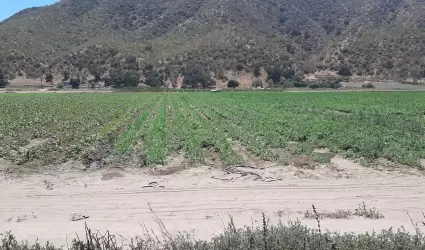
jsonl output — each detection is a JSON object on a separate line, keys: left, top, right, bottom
{"left": 305, "top": 203, "right": 384, "bottom": 220}
{"left": 2, "top": 217, "right": 425, "bottom": 250}
{"left": 305, "top": 209, "right": 352, "bottom": 220}
{"left": 354, "top": 202, "right": 385, "bottom": 219}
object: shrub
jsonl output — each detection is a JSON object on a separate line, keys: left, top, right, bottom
{"left": 227, "top": 79, "right": 239, "bottom": 89}
{"left": 293, "top": 80, "right": 309, "bottom": 88}
{"left": 307, "top": 79, "right": 342, "bottom": 89}
{"left": 2, "top": 216, "right": 425, "bottom": 250}
{"left": 362, "top": 83, "right": 375, "bottom": 89}
{"left": 337, "top": 65, "right": 352, "bottom": 76}
{"left": 56, "top": 82, "right": 64, "bottom": 89}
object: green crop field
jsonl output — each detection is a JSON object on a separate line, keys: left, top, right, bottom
{"left": 1, "top": 91, "right": 425, "bottom": 169}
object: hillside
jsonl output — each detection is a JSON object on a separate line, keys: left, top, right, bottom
{"left": 1, "top": 0, "right": 425, "bottom": 84}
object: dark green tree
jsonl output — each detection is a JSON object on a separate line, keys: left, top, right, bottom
{"left": 0, "top": 71, "right": 9, "bottom": 88}
{"left": 182, "top": 65, "right": 215, "bottom": 88}
{"left": 253, "top": 66, "right": 261, "bottom": 77}
{"left": 88, "top": 64, "right": 102, "bottom": 83}
{"left": 337, "top": 65, "right": 352, "bottom": 76}
{"left": 145, "top": 71, "right": 164, "bottom": 87}
{"left": 227, "top": 80, "right": 239, "bottom": 89}
{"left": 110, "top": 70, "right": 140, "bottom": 88}
{"left": 70, "top": 78, "right": 80, "bottom": 89}
{"left": 45, "top": 72, "right": 53, "bottom": 83}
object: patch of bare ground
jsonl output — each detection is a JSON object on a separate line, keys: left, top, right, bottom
{"left": 81, "top": 142, "right": 114, "bottom": 170}
{"left": 213, "top": 166, "right": 282, "bottom": 182}
{"left": 203, "top": 151, "right": 224, "bottom": 169}
{"left": 227, "top": 138, "right": 276, "bottom": 169}
{"left": 22, "top": 138, "right": 49, "bottom": 150}
{"left": 101, "top": 167, "right": 126, "bottom": 180}
{"left": 150, "top": 153, "right": 187, "bottom": 176}
{"left": 2, "top": 159, "right": 425, "bottom": 246}
{"left": 272, "top": 148, "right": 317, "bottom": 169}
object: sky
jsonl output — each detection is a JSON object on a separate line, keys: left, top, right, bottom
{"left": 0, "top": 0, "right": 58, "bottom": 21}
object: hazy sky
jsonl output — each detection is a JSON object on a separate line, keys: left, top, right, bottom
{"left": 0, "top": 0, "right": 58, "bottom": 21}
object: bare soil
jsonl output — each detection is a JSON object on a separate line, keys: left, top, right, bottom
{"left": 1, "top": 155, "right": 425, "bottom": 246}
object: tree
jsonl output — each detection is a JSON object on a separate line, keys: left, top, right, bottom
{"left": 124, "top": 55, "right": 139, "bottom": 70}
{"left": 109, "top": 70, "right": 140, "bottom": 88}
{"left": 182, "top": 65, "right": 215, "bottom": 88}
{"left": 268, "top": 64, "right": 295, "bottom": 83}
{"left": 227, "top": 80, "right": 239, "bottom": 89}
{"left": 70, "top": 78, "right": 80, "bottom": 89}
{"left": 337, "top": 65, "right": 352, "bottom": 76}
{"left": 88, "top": 64, "right": 102, "bottom": 83}
{"left": 45, "top": 72, "right": 53, "bottom": 83}
{"left": 39, "top": 66, "right": 47, "bottom": 88}
{"left": 268, "top": 65, "right": 282, "bottom": 83}
{"left": 0, "top": 71, "right": 9, "bottom": 88}
{"left": 253, "top": 66, "right": 261, "bottom": 77}
{"left": 145, "top": 71, "right": 164, "bottom": 87}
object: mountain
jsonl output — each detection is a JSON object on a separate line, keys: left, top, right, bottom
{"left": 1, "top": 0, "right": 425, "bottom": 83}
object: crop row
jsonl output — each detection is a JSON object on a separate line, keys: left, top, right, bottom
{"left": 2, "top": 91, "right": 425, "bottom": 169}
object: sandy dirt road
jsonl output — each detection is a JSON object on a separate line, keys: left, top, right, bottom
{"left": 1, "top": 157, "right": 425, "bottom": 246}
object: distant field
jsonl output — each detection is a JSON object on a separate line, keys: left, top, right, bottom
{"left": 1, "top": 91, "right": 425, "bottom": 169}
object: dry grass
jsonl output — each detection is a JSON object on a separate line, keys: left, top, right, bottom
{"left": 304, "top": 203, "right": 384, "bottom": 220}
{"left": 304, "top": 209, "right": 353, "bottom": 220}
{"left": 353, "top": 202, "right": 385, "bottom": 219}
{"left": 2, "top": 215, "right": 425, "bottom": 250}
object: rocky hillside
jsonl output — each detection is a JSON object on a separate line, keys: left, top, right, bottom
{"left": 1, "top": 0, "right": 425, "bottom": 83}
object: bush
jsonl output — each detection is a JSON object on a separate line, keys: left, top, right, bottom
{"left": 227, "top": 80, "right": 239, "bottom": 89}
{"left": 70, "top": 78, "right": 80, "bottom": 89}
{"left": 362, "top": 83, "right": 375, "bottom": 89}
{"left": 56, "top": 82, "right": 64, "bottom": 89}
{"left": 2, "top": 216, "right": 425, "bottom": 250}
{"left": 337, "top": 65, "right": 352, "bottom": 76}
{"left": 308, "top": 79, "right": 342, "bottom": 89}
{"left": 293, "top": 80, "right": 309, "bottom": 88}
